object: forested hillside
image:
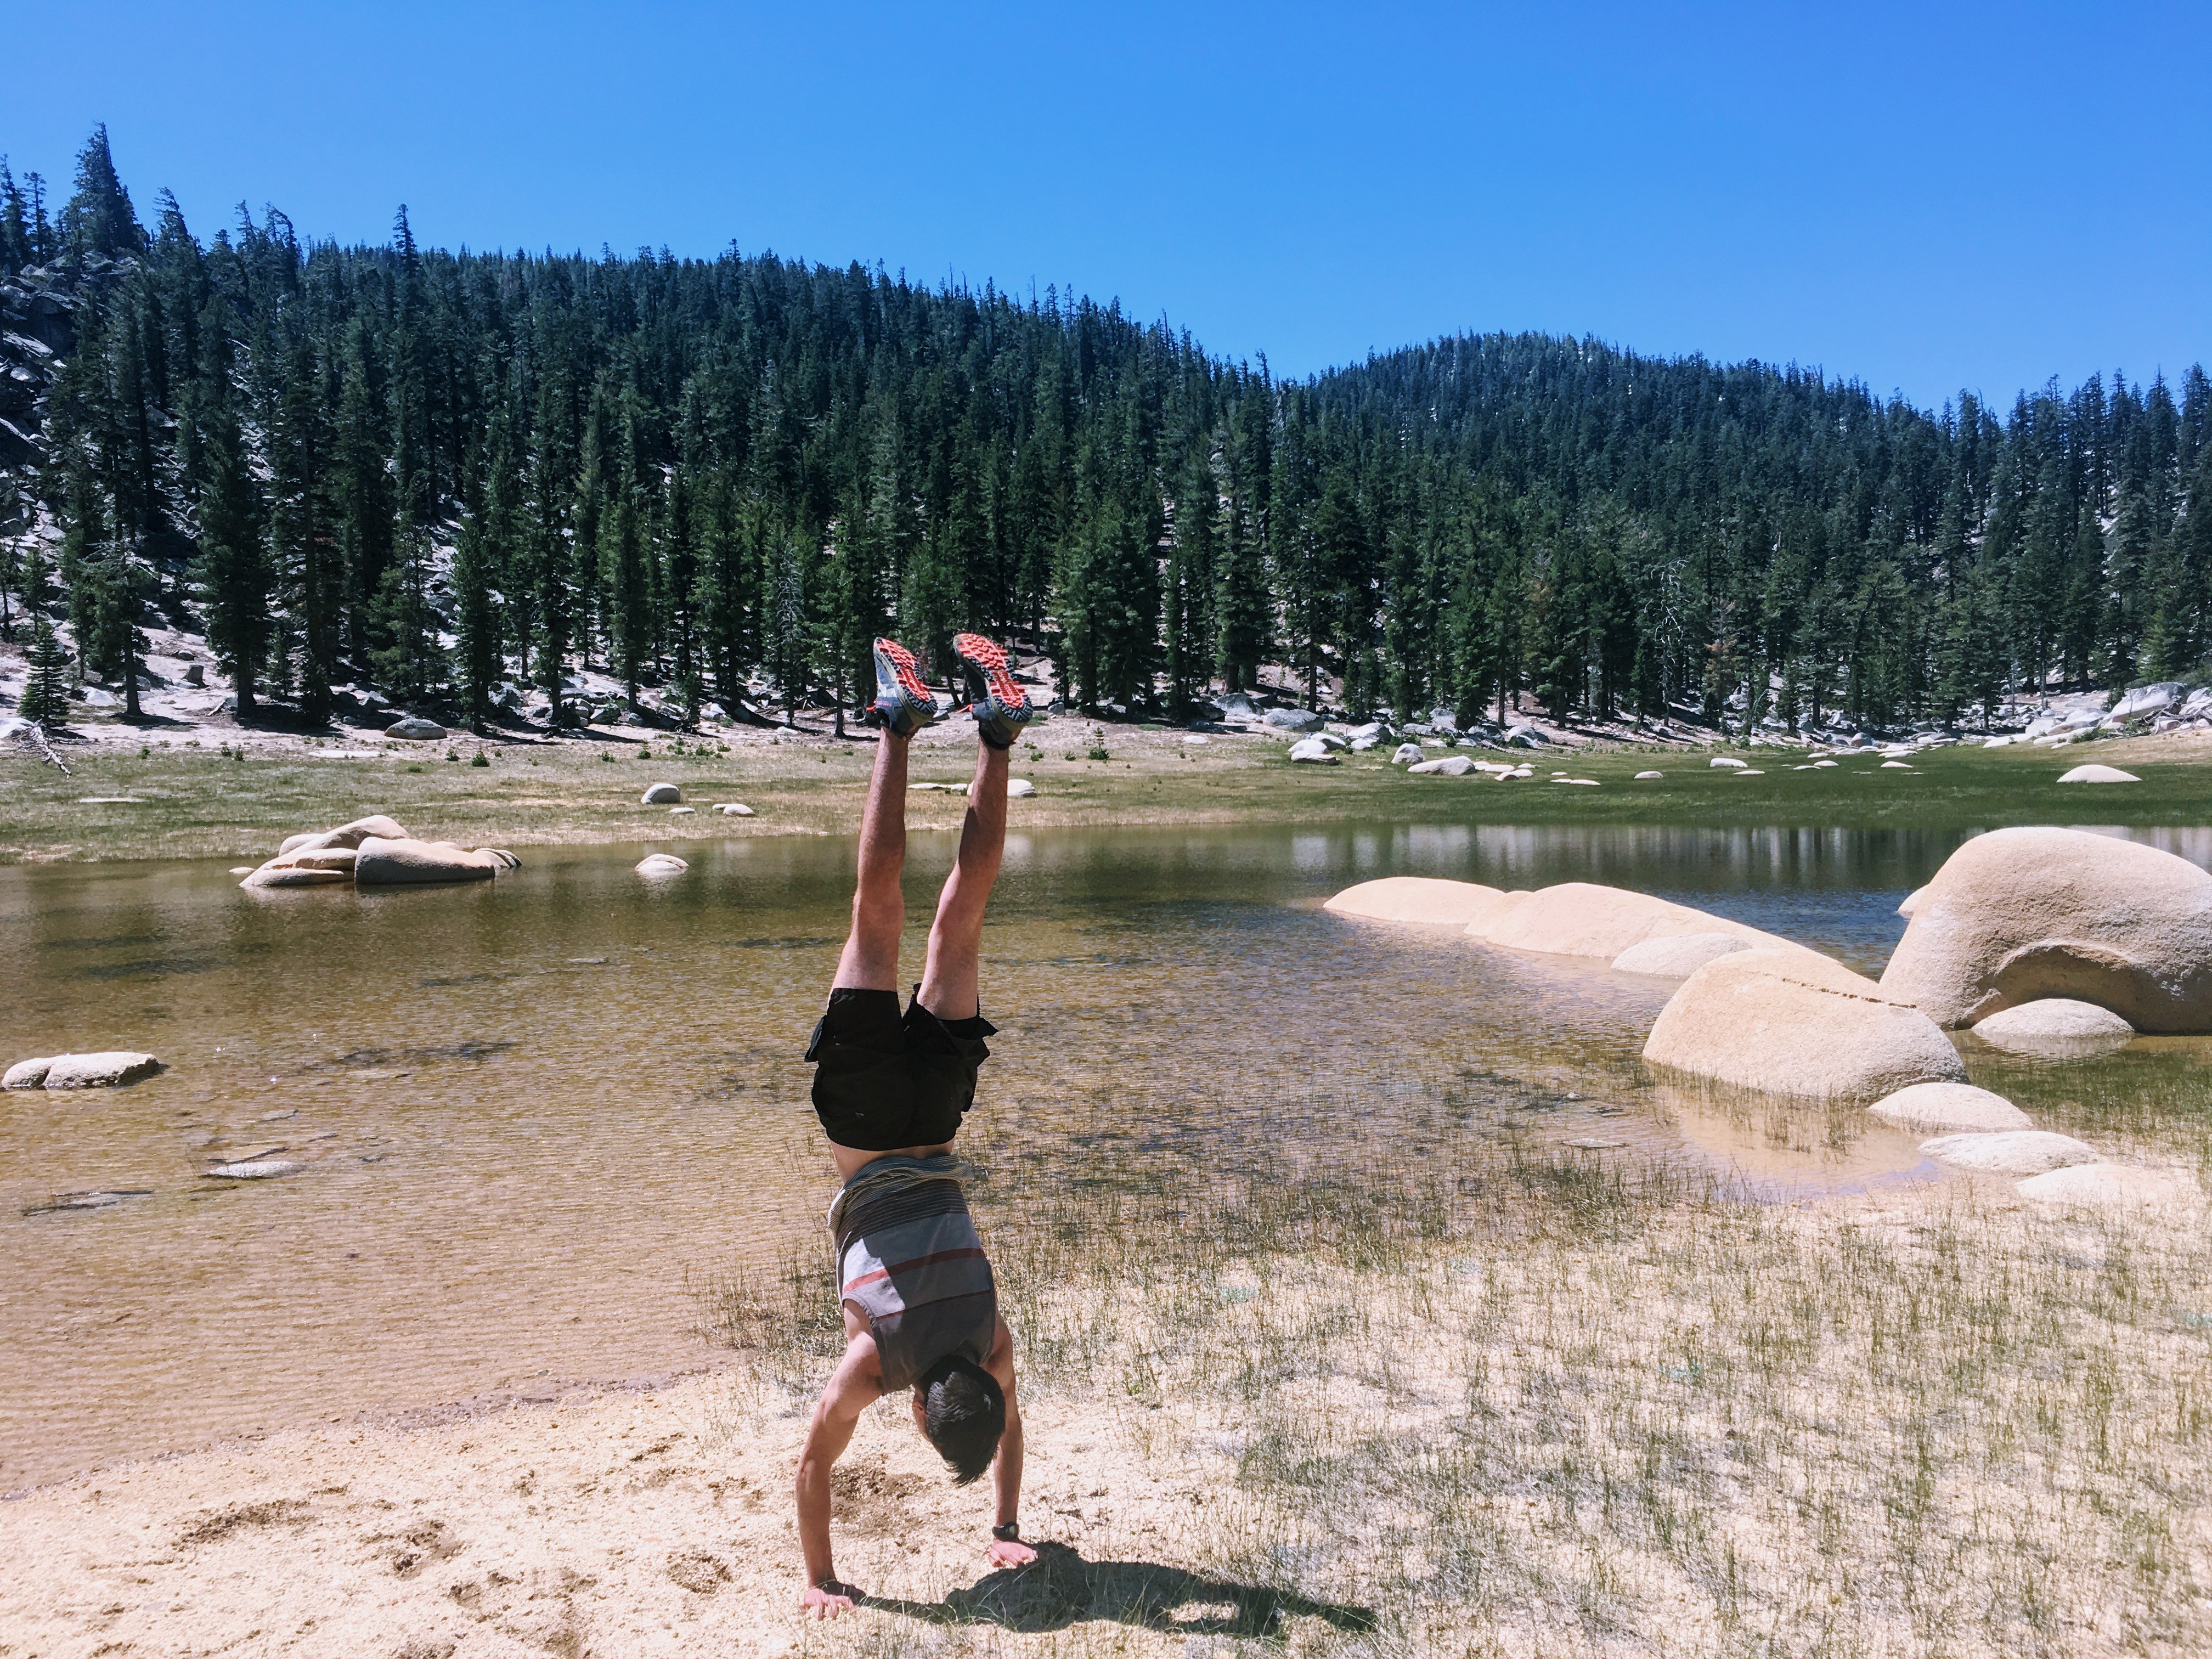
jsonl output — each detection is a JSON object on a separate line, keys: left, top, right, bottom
{"left": 3, "top": 127, "right": 2208, "bottom": 737}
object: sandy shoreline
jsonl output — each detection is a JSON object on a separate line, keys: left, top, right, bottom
{"left": 0, "top": 1363, "right": 1363, "bottom": 1658}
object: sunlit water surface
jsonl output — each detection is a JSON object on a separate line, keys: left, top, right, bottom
{"left": 5, "top": 821, "right": 2210, "bottom": 1490}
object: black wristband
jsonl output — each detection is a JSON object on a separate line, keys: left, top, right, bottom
{"left": 991, "top": 1521, "right": 1020, "bottom": 1543}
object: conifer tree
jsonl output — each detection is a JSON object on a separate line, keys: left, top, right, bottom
{"left": 193, "top": 373, "right": 268, "bottom": 715}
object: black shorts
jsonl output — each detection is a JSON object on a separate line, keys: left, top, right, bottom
{"left": 805, "top": 988, "right": 998, "bottom": 1152}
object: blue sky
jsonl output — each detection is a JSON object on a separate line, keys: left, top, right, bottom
{"left": 6, "top": 1, "right": 2207, "bottom": 409}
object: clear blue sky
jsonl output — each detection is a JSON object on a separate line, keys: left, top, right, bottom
{"left": 6, "top": 1, "right": 2207, "bottom": 410}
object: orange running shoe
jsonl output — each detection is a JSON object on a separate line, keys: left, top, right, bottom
{"left": 952, "top": 633, "right": 1036, "bottom": 750}
{"left": 869, "top": 638, "right": 939, "bottom": 737}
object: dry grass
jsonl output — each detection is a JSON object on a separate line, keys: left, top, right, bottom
{"left": 693, "top": 1094, "right": 2212, "bottom": 1658}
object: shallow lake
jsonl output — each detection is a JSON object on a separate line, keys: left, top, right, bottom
{"left": 5, "top": 821, "right": 2210, "bottom": 1491}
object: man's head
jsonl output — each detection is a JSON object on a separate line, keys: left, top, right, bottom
{"left": 910, "top": 1355, "right": 1005, "bottom": 1485}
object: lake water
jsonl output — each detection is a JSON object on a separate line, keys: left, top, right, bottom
{"left": 4, "top": 821, "right": 2207, "bottom": 1491}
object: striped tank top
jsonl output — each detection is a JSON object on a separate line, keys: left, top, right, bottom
{"left": 829, "top": 1154, "right": 997, "bottom": 1393}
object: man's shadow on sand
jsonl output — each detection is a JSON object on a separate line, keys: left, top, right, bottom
{"left": 862, "top": 1541, "right": 1378, "bottom": 1638}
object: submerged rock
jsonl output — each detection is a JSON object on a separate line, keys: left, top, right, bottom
{"left": 1610, "top": 932, "right": 1751, "bottom": 979}
{"left": 636, "top": 853, "right": 689, "bottom": 876}
{"left": 1921, "top": 1130, "right": 2101, "bottom": 1174}
{"left": 1643, "top": 949, "right": 1966, "bottom": 1104}
{"left": 31, "top": 1052, "right": 166, "bottom": 1089}
{"left": 1867, "top": 1082, "right": 2033, "bottom": 1134}
{"left": 1880, "top": 826, "right": 2212, "bottom": 1032}
{"left": 205, "top": 1160, "right": 303, "bottom": 1180}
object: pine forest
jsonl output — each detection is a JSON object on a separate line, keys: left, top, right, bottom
{"left": 3, "top": 127, "right": 2209, "bottom": 740}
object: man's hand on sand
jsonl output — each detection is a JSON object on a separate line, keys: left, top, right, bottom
{"left": 801, "top": 1579, "right": 859, "bottom": 1618}
{"left": 988, "top": 1536, "right": 1039, "bottom": 1571}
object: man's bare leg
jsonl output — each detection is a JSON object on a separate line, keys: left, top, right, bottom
{"left": 833, "top": 729, "right": 910, "bottom": 993}
{"left": 917, "top": 741, "right": 1009, "bottom": 1020}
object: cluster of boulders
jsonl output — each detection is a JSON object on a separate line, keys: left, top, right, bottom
{"left": 1323, "top": 822, "right": 2210, "bottom": 1209}
{"left": 232, "top": 814, "right": 519, "bottom": 889}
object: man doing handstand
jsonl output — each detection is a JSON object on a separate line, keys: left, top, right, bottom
{"left": 794, "top": 633, "right": 1038, "bottom": 1618}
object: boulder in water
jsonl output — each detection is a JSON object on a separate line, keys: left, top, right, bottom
{"left": 1868, "top": 1082, "right": 2033, "bottom": 1133}
{"left": 241, "top": 864, "right": 352, "bottom": 889}
{"left": 280, "top": 815, "right": 411, "bottom": 857}
{"left": 3, "top": 1058, "right": 54, "bottom": 1090}
{"left": 1643, "top": 949, "right": 1966, "bottom": 1103}
{"left": 36, "top": 1052, "right": 166, "bottom": 1089}
{"left": 1878, "top": 826, "right": 2212, "bottom": 1031}
{"left": 1324, "top": 877, "right": 1506, "bottom": 927}
{"left": 1921, "top": 1130, "right": 2101, "bottom": 1174}
{"left": 1471, "top": 882, "right": 1797, "bottom": 961}
{"left": 1971, "top": 998, "right": 2134, "bottom": 1046}
{"left": 1610, "top": 932, "right": 1751, "bottom": 978}
{"left": 1897, "top": 885, "right": 1926, "bottom": 918}
{"left": 353, "top": 836, "right": 507, "bottom": 885}
{"left": 641, "top": 782, "right": 682, "bottom": 805}
{"left": 636, "top": 853, "right": 689, "bottom": 876}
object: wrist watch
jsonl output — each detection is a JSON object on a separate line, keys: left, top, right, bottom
{"left": 991, "top": 1521, "right": 1020, "bottom": 1543}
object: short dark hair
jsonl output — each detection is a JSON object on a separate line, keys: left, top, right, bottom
{"left": 916, "top": 1355, "right": 1005, "bottom": 1485}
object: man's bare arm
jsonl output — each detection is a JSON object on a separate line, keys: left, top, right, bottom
{"left": 795, "top": 1335, "right": 883, "bottom": 1616}
{"left": 983, "top": 1317, "right": 1037, "bottom": 1570}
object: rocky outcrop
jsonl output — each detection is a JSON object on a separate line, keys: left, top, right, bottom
{"left": 354, "top": 837, "right": 517, "bottom": 885}
{"left": 1643, "top": 949, "right": 1966, "bottom": 1103}
{"left": 7, "top": 1052, "right": 165, "bottom": 1089}
{"left": 1878, "top": 827, "right": 2212, "bottom": 1031}
{"left": 1867, "top": 1082, "right": 2033, "bottom": 1133}
{"left": 1469, "top": 882, "right": 1799, "bottom": 962}
{"left": 1324, "top": 878, "right": 1507, "bottom": 927}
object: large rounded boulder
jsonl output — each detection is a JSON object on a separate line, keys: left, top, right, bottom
{"left": 1470, "top": 882, "right": 1799, "bottom": 962}
{"left": 354, "top": 837, "right": 514, "bottom": 885}
{"left": 1878, "top": 827, "right": 2212, "bottom": 1031}
{"left": 1644, "top": 949, "right": 1966, "bottom": 1104}
{"left": 1324, "top": 877, "right": 1505, "bottom": 927}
